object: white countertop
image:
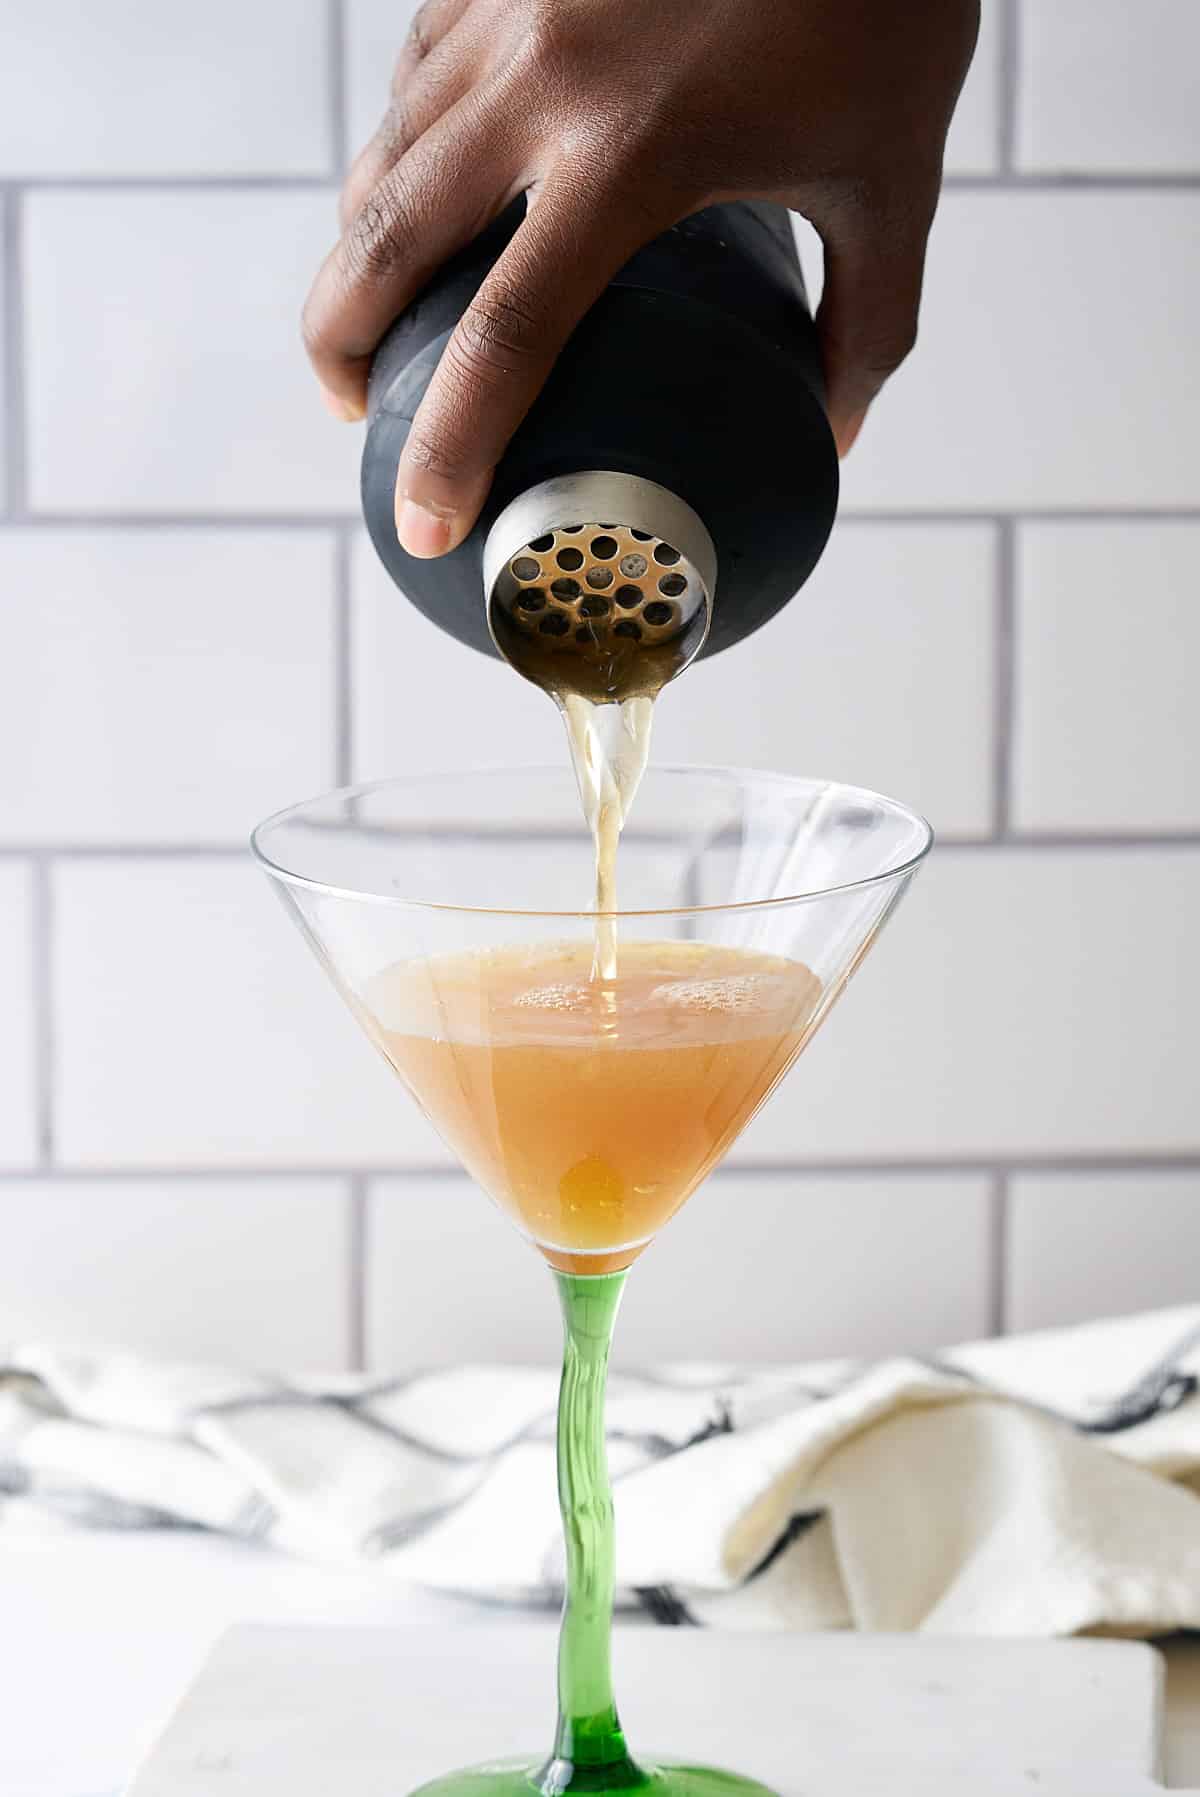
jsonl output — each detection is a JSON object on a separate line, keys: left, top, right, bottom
{"left": 5, "top": 1530, "right": 1200, "bottom": 1795}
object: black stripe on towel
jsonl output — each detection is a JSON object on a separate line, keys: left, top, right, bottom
{"left": 634, "top": 1586, "right": 698, "bottom": 1626}
{"left": 1080, "top": 1339, "right": 1200, "bottom": 1434}
{"left": 746, "top": 1509, "right": 822, "bottom": 1582}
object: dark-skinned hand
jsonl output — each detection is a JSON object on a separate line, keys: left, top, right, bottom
{"left": 303, "top": 0, "right": 979, "bottom": 556}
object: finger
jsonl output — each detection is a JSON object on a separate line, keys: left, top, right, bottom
{"left": 395, "top": 176, "right": 668, "bottom": 557}
{"left": 339, "top": 4, "right": 481, "bottom": 230}
{"left": 303, "top": 89, "right": 523, "bottom": 422}
{"left": 391, "top": 0, "right": 473, "bottom": 91}
{"left": 340, "top": 70, "right": 471, "bottom": 230}
{"left": 810, "top": 193, "right": 934, "bottom": 456}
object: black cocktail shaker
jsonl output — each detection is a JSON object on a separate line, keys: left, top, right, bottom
{"left": 361, "top": 199, "right": 837, "bottom": 696}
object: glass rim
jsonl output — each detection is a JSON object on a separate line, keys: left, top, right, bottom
{"left": 250, "top": 763, "right": 935, "bottom": 919}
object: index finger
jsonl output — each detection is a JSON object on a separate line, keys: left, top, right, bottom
{"left": 395, "top": 177, "right": 667, "bottom": 558}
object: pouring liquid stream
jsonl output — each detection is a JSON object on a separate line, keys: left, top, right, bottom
{"left": 487, "top": 516, "right": 703, "bottom": 984}
{"left": 559, "top": 691, "right": 655, "bottom": 983}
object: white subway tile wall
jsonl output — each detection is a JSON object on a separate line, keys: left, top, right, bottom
{"left": 346, "top": 0, "right": 425, "bottom": 154}
{"left": 352, "top": 532, "right": 551, "bottom": 781}
{"left": 1016, "top": 0, "right": 1200, "bottom": 175}
{"left": 653, "top": 522, "right": 996, "bottom": 838}
{"left": 1013, "top": 522, "right": 1200, "bottom": 834}
{"left": 52, "top": 859, "right": 451, "bottom": 1168}
{"left": 366, "top": 1173, "right": 994, "bottom": 1365}
{"left": 738, "top": 848, "right": 1200, "bottom": 1161}
{"left": 602, "top": 1173, "right": 994, "bottom": 1364}
{"left": 838, "top": 190, "right": 1200, "bottom": 512}
{"left": 365, "top": 1176, "right": 559, "bottom": 1367}
{"left": 0, "top": 864, "right": 38, "bottom": 1168}
{"left": 943, "top": 0, "right": 1002, "bottom": 176}
{"left": 0, "top": 531, "right": 337, "bottom": 843}
{"left": 0, "top": 4, "right": 333, "bottom": 178}
{"left": 24, "top": 190, "right": 358, "bottom": 514}
{"left": 1007, "top": 1173, "right": 1200, "bottom": 1331}
{"left": 3, "top": 2, "right": 1198, "bottom": 1370}
{"left": 0, "top": 232, "right": 7, "bottom": 500}
{"left": 0, "top": 1177, "right": 352, "bottom": 1365}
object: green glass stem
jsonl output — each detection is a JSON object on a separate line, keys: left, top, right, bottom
{"left": 539, "top": 1270, "right": 647, "bottom": 1796}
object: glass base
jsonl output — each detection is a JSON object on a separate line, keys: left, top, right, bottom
{"left": 410, "top": 1758, "right": 779, "bottom": 1797}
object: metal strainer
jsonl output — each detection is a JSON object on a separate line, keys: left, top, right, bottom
{"left": 484, "top": 473, "right": 716, "bottom": 702}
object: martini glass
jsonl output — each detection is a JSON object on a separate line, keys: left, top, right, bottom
{"left": 252, "top": 765, "right": 931, "bottom": 1797}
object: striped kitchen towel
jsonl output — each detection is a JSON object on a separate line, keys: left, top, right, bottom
{"left": 3, "top": 1305, "right": 1200, "bottom": 1636}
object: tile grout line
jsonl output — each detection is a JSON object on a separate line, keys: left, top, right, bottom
{"left": 988, "top": 1170, "right": 1010, "bottom": 1336}
{"left": 0, "top": 513, "right": 360, "bottom": 531}
{"left": 333, "top": 524, "right": 354, "bottom": 786}
{"left": 996, "top": 0, "right": 1020, "bottom": 173}
{"left": 993, "top": 516, "right": 1016, "bottom": 837}
{"left": 327, "top": 0, "right": 350, "bottom": 177}
{"left": 348, "top": 1172, "right": 368, "bottom": 1371}
{"left": 4, "top": 1155, "right": 1200, "bottom": 1183}
{"left": 4, "top": 174, "right": 1200, "bottom": 193}
{"left": 6, "top": 508, "right": 1200, "bottom": 532}
{"left": 1, "top": 186, "right": 28, "bottom": 518}
{"left": 10, "top": 175, "right": 341, "bottom": 192}
{"left": 942, "top": 173, "right": 1200, "bottom": 191}
{"left": 7, "top": 507, "right": 1200, "bottom": 532}
{"left": 6, "top": 832, "right": 1200, "bottom": 860}
{"left": 30, "top": 856, "right": 55, "bottom": 1164}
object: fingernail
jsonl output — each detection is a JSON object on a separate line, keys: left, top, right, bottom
{"left": 397, "top": 496, "right": 454, "bottom": 558}
{"left": 319, "top": 383, "right": 366, "bottom": 423}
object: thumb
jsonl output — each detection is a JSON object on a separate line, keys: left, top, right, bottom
{"left": 811, "top": 196, "right": 934, "bottom": 457}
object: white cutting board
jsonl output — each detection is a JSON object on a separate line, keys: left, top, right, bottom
{"left": 125, "top": 1624, "right": 1186, "bottom": 1796}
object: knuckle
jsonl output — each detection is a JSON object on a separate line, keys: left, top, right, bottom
{"left": 374, "top": 98, "right": 413, "bottom": 163}
{"left": 860, "top": 317, "right": 918, "bottom": 380}
{"left": 452, "top": 287, "right": 542, "bottom": 380}
{"left": 882, "top": 311, "right": 920, "bottom": 367}
{"left": 343, "top": 180, "right": 416, "bottom": 285}
{"left": 404, "top": 5, "right": 435, "bottom": 64}
{"left": 404, "top": 427, "right": 468, "bottom": 482}
{"left": 522, "top": 1, "right": 572, "bottom": 70}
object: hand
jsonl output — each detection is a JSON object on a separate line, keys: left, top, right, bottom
{"left": 303, "top": 0, "right": 979, "bottom": 557}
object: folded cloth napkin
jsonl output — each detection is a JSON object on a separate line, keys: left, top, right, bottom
{"left": 4, "top": 1306, "right": 1200, "bottom": 1637}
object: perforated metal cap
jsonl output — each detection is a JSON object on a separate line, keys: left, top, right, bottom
{"left": 484, "top": 473, "right": 715, "bottom": 702}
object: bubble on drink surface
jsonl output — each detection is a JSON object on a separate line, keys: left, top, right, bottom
{"left": 649, "top": 974, "right": 788, "bottom": 1014}
{"left": 513, "top": 981, "right": 592, "bottom": 1011}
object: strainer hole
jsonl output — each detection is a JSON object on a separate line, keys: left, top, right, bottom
{"left": 615, "top": 584, "right": 642, "bottom": 608}
{"left": 653, "top": 542, "right": 680, "bottom": 565}
{"left": 516, "top": 587, "right": 546, "bottom": 611}
{"left": 589, "top": 535, "right": 618, "bottom": 560}
{"left": 613, "top": 619, "right": 642, "bottom": 640}
{"left": 658, "top": 572, "right": 687, "bottom": 598}
{"left": 551, "top": 576, "right": 581, "bottom": 600}
{"left": 539, "top": 612, "right": 570, "bottom": 637}
{"left": 556, "top": 547, "right": 584, "bottom": 571}
{"left": 629, "top": 529, "right": 652, "bottom": 541}
{"left": 585, "top": 566, "right": 613, "bottom": 590}
{"left": 529, "top": 534, "right": 554, "bottom": 552}
{"left": 619, "top": 553, "right": 648, "bottom": 578}
{"left": 580, "top": 594, "right": 610, "bottom": 617}
{"left": 511, "top": 555, "right": 540, "bottom": 581}
{"left": 643, "top": 601, "right": 674, "bottom": 626}
{"left": 560, "top": 524, "right": 582, "bottom": 534}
